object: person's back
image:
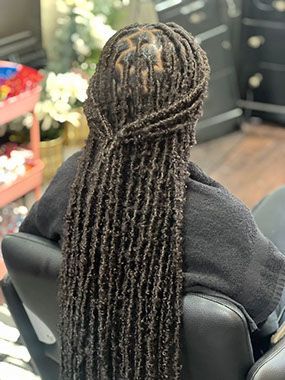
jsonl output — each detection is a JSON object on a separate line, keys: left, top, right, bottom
{"left": 20, "top": 22, "right": 285, "bottom": 380}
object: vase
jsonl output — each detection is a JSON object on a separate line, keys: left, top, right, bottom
{"left": 64, "top": 107, "right": 89, "bottom": 147}
{"left": 40, "top": 135, "right": 64, "bottom": 182}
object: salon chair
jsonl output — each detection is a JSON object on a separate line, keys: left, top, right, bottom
{"left": 1, "top": 186, "right": 285, "bottom": 380}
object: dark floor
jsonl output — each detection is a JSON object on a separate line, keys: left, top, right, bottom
{"left": 192, "top": 123, "right": 285, "bottom": 208}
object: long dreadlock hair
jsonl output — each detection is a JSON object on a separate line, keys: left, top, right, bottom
{"left": 59, "top": 22, "right": 209, "bottom": 379}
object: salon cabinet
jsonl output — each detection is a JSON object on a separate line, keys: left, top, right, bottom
{"left": 239, "top": 0, "right": 285, "bottom": 124}
{"left": 154, "top": 0, "right": 242, "bottom": 141}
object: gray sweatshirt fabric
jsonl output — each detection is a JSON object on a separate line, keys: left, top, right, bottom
{"left": 20, "top": 150, "right": 285, "bottom": 327}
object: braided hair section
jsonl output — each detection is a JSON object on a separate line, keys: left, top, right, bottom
{"left": 59, "top": 22, "right": 209, "bottom": 380}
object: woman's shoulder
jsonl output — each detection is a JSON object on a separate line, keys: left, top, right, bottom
{"left": 186, "top": 161, "right": 250, "bottom": 209}
{"left": 186, "top": 161, "right": 233, "bottom": 209}
{"left": 57, "top": 150, "right": 82, "bottom": 176}
{"left": 185, "top": 161, "right": 256, "bottom": 240}
{"left": 48, "top": 150, "right": 83, "bottom": 190}
{"left": 187, "top": 161, "right": 221, "bottom": 188}
{"left": 19, "top": 149, "right": 83, "bottom": 241}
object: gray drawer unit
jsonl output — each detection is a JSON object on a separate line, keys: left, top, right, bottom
{"left": 241, "top": 20, "right": 285, "bottom": 67}
{"left": 239, "top": 1, "right": 285, "bottom": 124}
{"left": 219, "top": 0, "right": 242, "bottom": 68}
{"left": 196, "top": 108, "right": 242, "bottom": 141}
{"left": 154, "top": 0, "right": 241, "bottom": 141}
{"left": 197, "top": 67, "right": 241, "bottom": 141}
{"left": 153, "top": 0, "right": 223, "bottom": 36}
{"left": 0, "top": 0, "right": 46, "bottom": 68}
{"left": 203, "top": 68, "right": 240, "bottom": 119}
{"left": 241, "top": 65, "right": 285, "bottom": 107}
{"left": 198, "top": 25, "right": 235, "bottom": 74}
{"left": 0, "top": 32, "right": 46, "bottom": 69}
{"left": 244, "top": 0, "right": 285, "bottom": 23}
{"left": 247, "top": 108, "right": 285, "bottom": 125}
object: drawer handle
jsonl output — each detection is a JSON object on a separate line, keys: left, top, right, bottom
{"left": 222, "top": 40, "right": 232, "bottom": 50}
{"left": 249, "top": 73, "right": 263, "bottom": 88}
{"left": 273, "top": 0, "right": 285, "bottom": 12}
{"left": 247, "top": 35, "right": 265, "bottom": 48}
{"left": 189, "top": 11, "right": 206, "bottom": 24}
{"left": 225, "top": 0, "right": 241, "bottom": 18}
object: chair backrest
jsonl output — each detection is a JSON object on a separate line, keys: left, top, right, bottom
{"left": 2, "top": 233, "right": 255, "bottom": 380}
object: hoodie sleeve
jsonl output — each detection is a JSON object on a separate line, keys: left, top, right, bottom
{"left": 183, "top": 162, "right": 285, "bottom": 325}
{"left": 19, "top": 151, "right": 81, "bottom": 245}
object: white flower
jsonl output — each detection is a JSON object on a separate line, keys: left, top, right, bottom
{"left": 23, "top": 113, "right": 33, "bottom": 128}
{"left": 19, "top": 70, "right": 89, "bottom": 132}
{"left": 73, "top": 8, "right": 93, "bottom": 21}
{"left": 11, "top": 150, "right": 33, "bottom": 160}
{"left": 74, "top": 0, "right": 94, "bottom": 11}
{"left": 45, "top": 72, "right": 88, "bottom": 104}
{"left": 73, "top": 38, "right": 91, "bottom": 56}
{"left": 41, "top": 114, "right": 54, "bottom": 131}
{"left": 14, "top": 205, "right": 28, "bottom": 215}
{"left": 56, "top": 0, "right": 117, "bottom": 58}
{"left": 65, "top": 111, "right": 81, "bottom": 126}
{"left": 35, "top": 100, "right": 55, "bottom": 121}
{"left": 46, "top": 73, "right": 58, "bottom": 95}
{"left": 89, "top": 14, "right": 116, "bottom": 49}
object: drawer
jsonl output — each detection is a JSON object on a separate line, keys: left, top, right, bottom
{"left": 247, "top": 110, "right": 285, "bottom": 126}
{"left": 203, "top": 68, "right": 239, "bottom": 119}
{"left": 249, "top": 109, "right": 285, "bottom": 124}
{"left": 244, "top": 0, "right": 285, "bottom": 23}
{"left": 196, "top": 113, "right": 240, "bottom": 143}
{"left": 199, "top": 26, "right": 235, "bottom": 74}
{"left": 240, "top": 65, "right": 285, "bottom": 106}
{"left": 154, "top": 0, "right": 222, "bottom": 36}
{"left": 241, "top": 22, "right": 285, "bottom": 66}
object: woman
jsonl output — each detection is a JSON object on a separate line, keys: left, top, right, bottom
{"left": 20, "top": 23, "right": 285, "bottom": 379}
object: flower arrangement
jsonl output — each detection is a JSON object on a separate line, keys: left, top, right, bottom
{"left": 0, "top": 144, "right": 33, "bottom": 185}
{"left": 7, "top": 1, "right": 127, "bottom": 143}
{"left": 31, "top": 0, "right": 128, "bottom": 140}
{"left": 52, "top": 0, "right": 127, "bottom": 73}
{"left": 6, "top": 71, "right": 88, "bottom": 142}
{"left": 25, "top": 71, "right": 88, "bottom": 141}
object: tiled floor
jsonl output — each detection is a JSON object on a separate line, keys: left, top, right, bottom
{"left": 0, "top": 305, "right": 39, "bottom": 380}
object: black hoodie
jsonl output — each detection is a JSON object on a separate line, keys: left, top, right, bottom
{"left": 20, "top": 151, "right": 285, "bottom": 328}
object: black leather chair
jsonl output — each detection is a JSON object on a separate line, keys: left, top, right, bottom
{"left": 2, "top": 187, "right": 285, "bottom": 380}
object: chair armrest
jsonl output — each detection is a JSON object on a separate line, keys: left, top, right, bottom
{"left": 1, "top": 232, "right": 61, "bottom": 338}
{"left": 183, "top": 293, "right": 254, "bottom": 380}
{"left": 247, "top": 338, "right": 285, "bottom": 380}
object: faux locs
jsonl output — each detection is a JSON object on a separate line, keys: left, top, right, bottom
{"left": 59, "top": 22, "right": 209, "bottom": 379}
